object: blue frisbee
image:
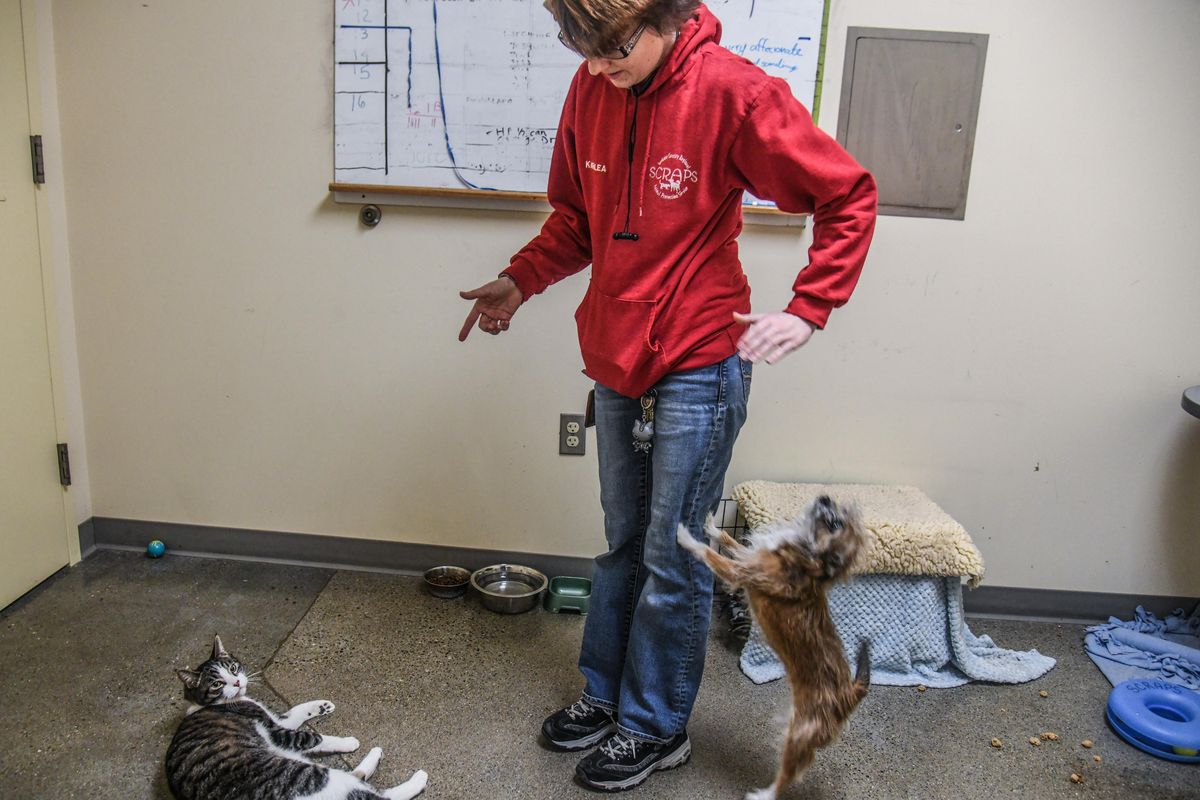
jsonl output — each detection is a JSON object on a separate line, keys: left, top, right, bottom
{"left": 1106, "top": 679, "right": 1200, "bottom": 763}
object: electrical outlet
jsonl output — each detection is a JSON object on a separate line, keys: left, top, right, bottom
{"left": 560, "top": 413, "right": 586, "bottom": 455}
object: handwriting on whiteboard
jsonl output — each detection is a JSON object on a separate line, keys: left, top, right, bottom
{"left": 334, "top": 0, "right": 826, "bottom": 194}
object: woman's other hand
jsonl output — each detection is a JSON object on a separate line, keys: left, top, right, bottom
{"left": 733, "top": 311, "right": 815, "bottom": 364}
{"left": 458, "top": 275, "right": 523, "bottom": 340}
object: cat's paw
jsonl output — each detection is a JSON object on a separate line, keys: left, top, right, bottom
{"left": 298, "top": 699, "right": 334, "bottom": 720}
{"left": 313, "top": 734, "right": 361, "bottom": 755}
{"left": 383, "top": 770, "right": 428, "bottom": 799}
{"left": 353, "top": 747, "right": 383, "bottom": 780}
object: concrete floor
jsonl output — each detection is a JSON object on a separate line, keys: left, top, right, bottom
{"left": 0, "top": 551, "right": 1196, "bottom": 800}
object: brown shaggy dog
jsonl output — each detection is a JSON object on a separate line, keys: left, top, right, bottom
{"left": 677, "top": 495, "right": 870, "bottom": 800}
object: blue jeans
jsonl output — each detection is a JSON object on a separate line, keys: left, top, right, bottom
{"left": 579, "top": 353, "right": 751, "bottom": 742}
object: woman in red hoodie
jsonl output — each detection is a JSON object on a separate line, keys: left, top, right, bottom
{"left": 459, "top": 1, "right": 876, "bottom": 790}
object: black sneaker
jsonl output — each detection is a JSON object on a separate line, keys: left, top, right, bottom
{"left": 542, "top": 698, "right": 617, "bottom": 751}
{"left": 727, "top": 590, "right": 752, "bottom": 641}
{"left": 575, "top": 731, "right": 691, "bottom": 792}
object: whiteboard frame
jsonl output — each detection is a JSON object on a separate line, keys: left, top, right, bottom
{"left": 329, "top": 0, "right": 831, "bottom": 230}
{"left": 329, "top": 183, "right": 807, "bottom": 227}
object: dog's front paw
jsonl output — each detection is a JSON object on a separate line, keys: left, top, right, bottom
{"left": 703, "top": 515, "right": 723, "bottom": 542}
{"left": 745, "top": 788, "right": 776, "bottom": 800}
{"left": 675, "top": 524, "right": 699, "bottom": 553}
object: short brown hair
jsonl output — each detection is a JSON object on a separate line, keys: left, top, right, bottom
{"left": 547, "top": 0, "right": 701, "bottom": 58}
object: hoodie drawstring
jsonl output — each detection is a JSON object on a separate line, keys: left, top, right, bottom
{"left": 613, "top": 92, "right": 640, "bottom": 242}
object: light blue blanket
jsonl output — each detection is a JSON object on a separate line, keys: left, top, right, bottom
{"left": 1084, "top": 604, "right": 1200, "bottom": 690}
{"left": 740, "top": 574, "right": 1057, "bottom": 687}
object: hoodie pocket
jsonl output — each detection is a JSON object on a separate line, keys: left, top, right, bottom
{"left": 574, "top": 284, "right": 668, "bottom": 394}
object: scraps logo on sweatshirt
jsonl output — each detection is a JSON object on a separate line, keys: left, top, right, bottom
{"left": 648, "top": 153, "right": 698, "bottom": 200}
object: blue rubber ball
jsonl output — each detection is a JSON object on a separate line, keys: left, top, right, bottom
{"left": 147, "top": 540, "right": 166, "bottom": 558}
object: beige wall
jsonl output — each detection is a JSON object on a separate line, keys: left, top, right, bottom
{"left": 46, "top": 1, "right": 1200, "bottom": 595}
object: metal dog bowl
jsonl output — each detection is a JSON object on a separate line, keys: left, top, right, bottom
{"left": 470, "top": 564, "right": 548, "bottom": 614}
{"left": 423, "top": 565, "right": 471, "bottom": 599}
{"left": 544, "top": 576, "right": 592, "bottom": 614}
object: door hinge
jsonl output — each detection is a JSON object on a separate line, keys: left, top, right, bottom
{"left": 30, "top": 135, "right": 45, "bottom": 184}
{"left": 57, "top": 443, "right": 71, "bottom": 486}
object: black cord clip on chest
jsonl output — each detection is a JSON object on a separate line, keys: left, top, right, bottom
{"left": 613, "top": 93, "right": 640, "bottom": 242}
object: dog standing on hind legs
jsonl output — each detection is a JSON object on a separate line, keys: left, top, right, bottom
{"left": 676, "top": 495, "right": 871, "bottom": 800}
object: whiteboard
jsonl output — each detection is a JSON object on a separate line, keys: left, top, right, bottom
{"left": 333, "top": 0, "right": 828, "bottom": 200}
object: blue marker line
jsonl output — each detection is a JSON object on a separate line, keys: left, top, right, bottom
{"left": 431, "top": 0, "right": 493, "bottom": 190}
{"left": 342, "top": 4, "right": 503, "bottom": 190}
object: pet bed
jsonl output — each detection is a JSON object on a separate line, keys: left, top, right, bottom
{"left": 730, "top": 481, "right": 1056, "bottom": 687}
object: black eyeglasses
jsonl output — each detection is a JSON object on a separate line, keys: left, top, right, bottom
{"left": 558, "top": 22, "right": 647, "bottom": 60}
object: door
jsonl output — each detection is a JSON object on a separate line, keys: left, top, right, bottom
{"left": 0, "top": 0, "right": 70, "bottom": 609}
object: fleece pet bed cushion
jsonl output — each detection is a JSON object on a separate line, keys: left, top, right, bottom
{"left": 732, "top": 481, "right": 986, "bottom": 587}
{"left": 730, "top": 481, "right": 1055, "bottom": 687}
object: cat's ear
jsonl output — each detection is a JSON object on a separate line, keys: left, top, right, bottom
{"left": 176, "top": 669, "right": 202, "bottom": 689}
{"left": 211, "top": 635, "right": 228, "bottom": 660}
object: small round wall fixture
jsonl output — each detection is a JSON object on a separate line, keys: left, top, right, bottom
{"left": 1182, "top": 386, "right": 1200, "bottom": 420}
{"left": 360, "top": 204, "right": 382, "bottom": 228}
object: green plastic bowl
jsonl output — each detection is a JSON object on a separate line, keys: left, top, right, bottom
{"left": 544, "top": 576, "right": 592, "bottom": 614}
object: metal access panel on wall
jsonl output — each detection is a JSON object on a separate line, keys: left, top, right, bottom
{"left": 837, "top": 28, "right": 988, "bottom": 220}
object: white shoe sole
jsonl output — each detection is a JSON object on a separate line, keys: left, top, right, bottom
{"left": 544, "top": 722, "right": 617, "bottom": 752}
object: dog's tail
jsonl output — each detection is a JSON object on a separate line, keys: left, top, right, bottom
{"left": 853, "top": 640, "right": 871, "bottom": 698}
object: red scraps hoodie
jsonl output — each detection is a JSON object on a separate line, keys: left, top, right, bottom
{"left": 503, "top": 4, "right": 877, "bottom": 398}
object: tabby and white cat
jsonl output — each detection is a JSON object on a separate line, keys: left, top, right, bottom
{"left": 166, "top": 635, "right": 427, "bottom": 800}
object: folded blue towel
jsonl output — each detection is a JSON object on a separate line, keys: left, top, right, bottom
{"left": 740, "top": 574, "right": 1056, "bottom": 687}
{"left": 1084, "top": 605, "right": 1200, "bottom": 690}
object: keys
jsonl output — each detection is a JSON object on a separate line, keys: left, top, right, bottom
{"left": 632, "top": 390, "right": 657, "bottom": 452}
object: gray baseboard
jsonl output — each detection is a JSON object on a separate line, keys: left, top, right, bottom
{"left": 77, "top": 519, "right": 96, "bottom": 559}
{"left": 87, "top": 517, "right": 594, "bottom": 582}
{"left": 83, "top": 517, "right": 1196, "bottom": 624}
{"left": 962, "top": 585, "right": 1196, "bottom": 624}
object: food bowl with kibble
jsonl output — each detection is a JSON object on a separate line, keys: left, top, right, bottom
{"left": 470, "top": 564, "right": 548, "bottom": 614}
{"left": 423, "top": 565, "right": 471, "bottom": 599}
